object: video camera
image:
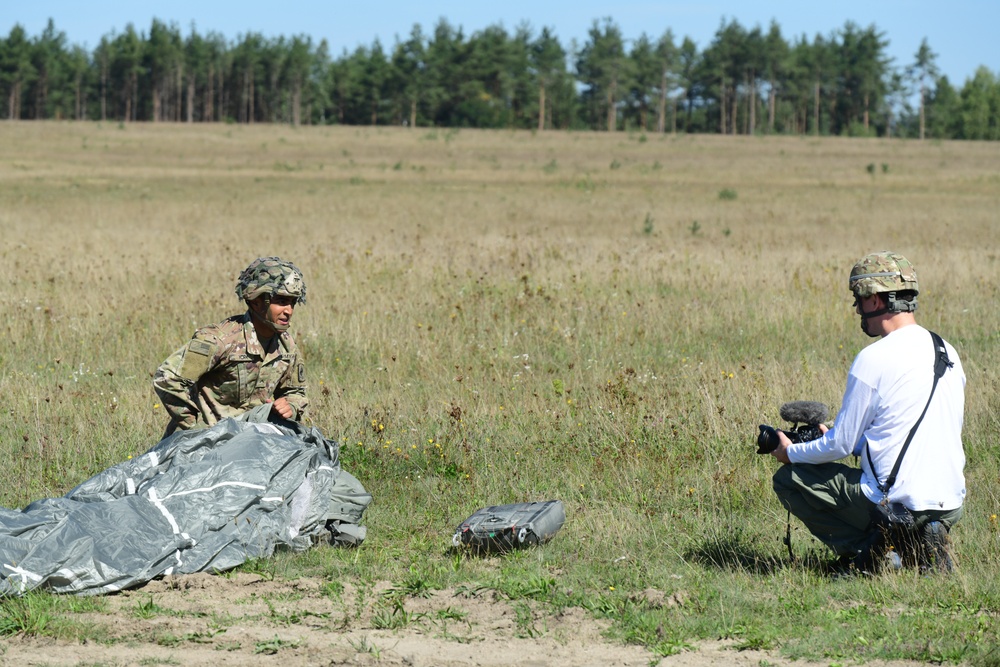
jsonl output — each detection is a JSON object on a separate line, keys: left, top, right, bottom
{"left": 756, "top": 401, "right": 829, "bottom": 454}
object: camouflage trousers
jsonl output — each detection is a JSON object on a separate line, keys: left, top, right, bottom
{"left": 773, "top": 462, "right": 963, "bottom": 557}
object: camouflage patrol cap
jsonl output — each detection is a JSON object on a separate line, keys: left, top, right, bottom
{"left": 235, "top": 257, "right": 307, "bottom": 304}
{"left": 849, "top": 251, "right": 918, "bottom": 298}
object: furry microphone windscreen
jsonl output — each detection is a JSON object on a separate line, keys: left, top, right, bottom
{"left": 779, "top": 401, "right": 829, "bottom": 425}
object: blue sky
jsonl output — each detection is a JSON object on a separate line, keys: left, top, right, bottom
{"left": 6, "top": 1, "right": 996, "bottom": 86}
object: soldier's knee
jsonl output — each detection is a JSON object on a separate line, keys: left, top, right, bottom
{"left": 772, "top": 464, "right": 793, "bottom": 492}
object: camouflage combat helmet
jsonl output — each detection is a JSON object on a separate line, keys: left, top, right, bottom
{"left": 235, "top": 257, "right": 307, "bottom": 304}
{"left": 849, "top": 251, "right": 919, "bottom": 299}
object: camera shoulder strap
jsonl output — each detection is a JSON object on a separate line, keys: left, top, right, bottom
{"left": 867, "top": 330, "right": 952, "bottom": 497}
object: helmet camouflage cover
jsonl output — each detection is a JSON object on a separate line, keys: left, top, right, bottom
{"left": 849, "top": 251, "right": 918, "bottom": 298}
{"left": 235, "top": 257, "right": 307, "bottom": 304}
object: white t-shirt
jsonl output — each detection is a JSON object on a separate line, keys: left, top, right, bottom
{"left": 788, "top": 323, "right": 966, "bottom": 511}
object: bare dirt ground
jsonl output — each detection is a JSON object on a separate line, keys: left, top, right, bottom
{"left": 0, "top": 573, "right": 931, "bottom": 667}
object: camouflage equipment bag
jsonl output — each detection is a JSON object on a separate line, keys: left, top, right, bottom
{"left": 452, "top": 500, "right": 565, "bottom": 553}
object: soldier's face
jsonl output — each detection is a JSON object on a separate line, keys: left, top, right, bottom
{"left": 250, "top": 295, "right": 296, "bottom": 333}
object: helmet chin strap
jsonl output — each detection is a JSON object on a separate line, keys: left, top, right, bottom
{"left": 859, "top": 308, "right": 889, "bottom": 337}
{"left": 248, "top": 299, "right": 288, "bottom": 337}
{"left": 855, "top": 293, "right": 891, "bottom": 338}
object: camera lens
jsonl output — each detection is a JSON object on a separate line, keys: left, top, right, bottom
{"left": 756, "top": 425, "right": 780, "bottom": 454}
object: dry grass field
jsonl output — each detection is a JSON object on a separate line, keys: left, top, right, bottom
{"left": 0, "top": 121, "right": 999, "bottom": 665}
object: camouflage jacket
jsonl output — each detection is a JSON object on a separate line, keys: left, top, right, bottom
{"left": 153, "top": 312, "right": 308, "bottom": 435}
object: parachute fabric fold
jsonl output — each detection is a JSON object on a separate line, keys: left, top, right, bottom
{"left": 0, "top": 415, "right": 341, "bottom": 596}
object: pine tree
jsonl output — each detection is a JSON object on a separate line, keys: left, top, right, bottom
{"left": 907, "top": 38, "right": 939, "bottom": 140}
{"left": 576, "top": 18, "right": 628, "bottom": 131}
{"left": 1, "top": 24, "right": 37, "bottom": 119}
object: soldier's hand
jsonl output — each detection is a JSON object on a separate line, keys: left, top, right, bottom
{"left": 772, "top": 430, "right": 793, "bottom": 465}
{"left": 270, "top": 397, "right": 294, "bottom": 420}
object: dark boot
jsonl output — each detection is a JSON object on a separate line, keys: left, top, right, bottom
{"left": 920, "top": 521, "right": 954, "bottom": 573}
{"left": 851, "top": 529, "right": 887, "bottom": 574}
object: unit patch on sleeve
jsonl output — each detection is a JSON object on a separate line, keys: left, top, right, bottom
{"left": 179, "top": 339, "right": 215, "bottom": 380}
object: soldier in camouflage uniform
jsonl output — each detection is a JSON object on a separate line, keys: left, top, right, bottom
{"left": 154, "top": 257, "right": 309, "bottom": 437}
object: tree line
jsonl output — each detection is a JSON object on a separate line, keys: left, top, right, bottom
{"left": 2, "top": 16, "right": 998, "bottom": 139}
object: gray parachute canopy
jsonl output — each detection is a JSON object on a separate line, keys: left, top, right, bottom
{"left": 0, "top": 407, "right": 369, "bottom": 596}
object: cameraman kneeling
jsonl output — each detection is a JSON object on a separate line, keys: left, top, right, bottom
{"left": 770, "top": 251, "right": 965, "bottom": 573}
